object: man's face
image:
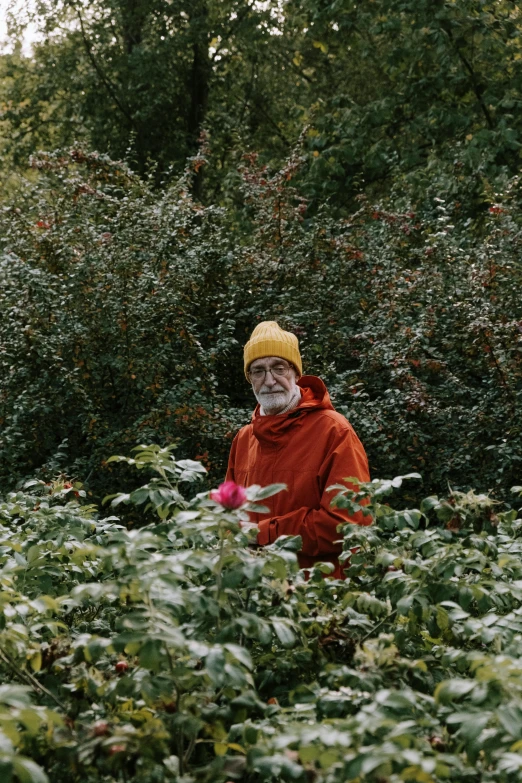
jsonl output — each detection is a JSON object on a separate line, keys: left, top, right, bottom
{"left": 249, "top": 356, "right": 300, "bottom": 414}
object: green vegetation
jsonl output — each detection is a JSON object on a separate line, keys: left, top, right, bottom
{"left": 1, "top": 1, "right": 522, "bottom": 780}
{"left": 3, "top": 0, "right": 522, "bottom": 205}
{"left": 1, "top": 446, "right": 522, "bottom": 782}
{"left": 1, "top": 146, "right": 521, "bottom": 502}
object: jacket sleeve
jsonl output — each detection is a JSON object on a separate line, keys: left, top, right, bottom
{"left": 256, "top": 425, "right": 370, "bottom": 556}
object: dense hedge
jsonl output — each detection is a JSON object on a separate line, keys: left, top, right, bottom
{"left": 1, "top": 147, "right": 521, "bottom": 502}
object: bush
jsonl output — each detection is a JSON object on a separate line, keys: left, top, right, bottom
{"left": 1, "top": 146, "right": 522, "bottom": 503}
{"left": 1, "top": 446, "right": 522, "bottom": 781}
{"left": 0, "top": 149, "right": 238, "bottom": 499}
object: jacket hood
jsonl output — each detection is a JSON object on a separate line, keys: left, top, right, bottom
{"left": 251, "top": 375, "right": 334, "bottom": 445}
{"left": 295, "top": 375, "right": 335, "bottom": 412}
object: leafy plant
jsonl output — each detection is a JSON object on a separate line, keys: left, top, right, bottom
{"left": 0, "top": 446, "right": 522, "bottom": 781}
{"left": 2, "top": 147, "right": 522, "bottom": 507}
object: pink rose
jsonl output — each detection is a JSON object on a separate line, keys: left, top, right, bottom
{"left": 210, "top": 481, "right": 248, "bottom": 510}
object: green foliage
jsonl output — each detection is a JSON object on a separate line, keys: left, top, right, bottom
{"left": 3, "top": 2, "right": 522, "bottom": 778}
{"left": 292, "top": 0, "right": 522, "bottom": 208}
{"left": 0, "top": 148, "right": 237, "bottom": 498}
{"left": 0, "top": 447, "right": 522, "bottom": 781}
{"left": 4, "top": 0, "right": 522, "bottom": 205}
{"left": 1, "top": 146, "right": 521, "bottom": 503}
{"left": 1, "top": 0, "right": 298, "bottom": 190}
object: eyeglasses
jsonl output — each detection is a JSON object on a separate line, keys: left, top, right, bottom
{"left": 247, "top": 363, "right": 294, "bottom": 382}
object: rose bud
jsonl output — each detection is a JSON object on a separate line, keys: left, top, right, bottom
{"left": 210, "top": 481, "right": 248, "bottom": 510}
{"left": 115, "top": 661, "right": 129, "bottom": 673}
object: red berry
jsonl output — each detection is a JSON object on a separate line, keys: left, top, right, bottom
{"left": 93, "top": 720, "right": 110, "bottom": 736}
{"left": 115, "top": 661, "right": 129, "bottom": 673}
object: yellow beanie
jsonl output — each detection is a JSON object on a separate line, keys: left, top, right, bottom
{"left": 244, "top": 321, "right": 302, "bottom": 379}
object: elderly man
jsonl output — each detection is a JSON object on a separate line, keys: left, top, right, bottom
{"left": 226, "top": 321, "right": 370, "bottom": 578}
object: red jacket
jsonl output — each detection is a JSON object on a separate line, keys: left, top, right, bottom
{"left": 225, "top": 376, "right": 370, "bottom": 578}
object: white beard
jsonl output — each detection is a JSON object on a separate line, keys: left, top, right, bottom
{"left": 255, "top": 381, "right": 300, "bottom": 415}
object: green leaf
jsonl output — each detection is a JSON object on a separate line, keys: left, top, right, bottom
{"left": 26, "top": 546, "right": 41, "bottom": 564}
{"left": 138, "top": 639, "right": 162, "bottom": 671}
{"left": 312, "top": 40, "right": 328, "bottom": 53}
{"left": 299, "top": 745, "right": 319, "bottom": 763}
{"left": 251, "top": 484, "right": 287, "bottom": 501}
{"left": 19, "top": 708, "right": 43, "bottom": 734}
{"left": 206, "top": 647, "right": 226, "bottom": 685}
{"left": 270, "top": 535, "right": 302, "bottom": 552}
{"left": 224, "top": 644, "right": 253, "bottom": 670}
{"left": 436, "top": 605, "right": 449, "bottom": 631}
{"left": 12, "top": 758, "right": 49, "bottom": 783}
{"left": 434, "top": 679, "right": 476, "bottom": 704}
{"left": 272, "top": 619, "right": 296, "bottom": 647}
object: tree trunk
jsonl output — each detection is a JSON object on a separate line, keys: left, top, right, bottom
{"left": 121, "top": 0, "right": 149, "bottom": 55}
{"left": 188, "top": 1, "right": 210, "bottom": 200}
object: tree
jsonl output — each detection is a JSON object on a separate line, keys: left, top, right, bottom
{"left": 5, "top": 0, "right": 522, "bottom": 207}
{"left": 290, "top": 0, "right": 522, "bottom": 209}
{"left": 2, "top": 0, "right": 302, "bottom": 193}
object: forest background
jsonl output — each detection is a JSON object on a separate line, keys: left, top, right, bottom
{"left": 1, "top": 0, "right": 522, "bottom": 506}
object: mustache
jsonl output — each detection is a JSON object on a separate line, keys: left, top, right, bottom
{"left": 258, "top": 386, "right": 286, "bottom": 394}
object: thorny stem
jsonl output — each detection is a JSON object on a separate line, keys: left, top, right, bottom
{"left": 215, "top": 520, "right": 226, "bottom": 630}
{"left": 0, "top": 648, "right": 68, "bottom": 713}
{"left": 162, "top": 634, "right": 185, "bottom": 774}
{"left": 183, "top": 735, "right": 196, "bottom": 767}
{"left": 177, "top": 731, "right": 185, "bottom": 776}
{"left": 0, "top": 648, "right": 35, "bottom": 690}
{"left": 360, "top": 609, "right": 398, "bottom": 643}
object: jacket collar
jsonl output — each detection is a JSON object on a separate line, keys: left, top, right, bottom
{"left": 251, "top": 376, "right": 334, "bottom": 446}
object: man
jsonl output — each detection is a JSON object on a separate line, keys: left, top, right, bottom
{"left": 226, "top": 321, "right": 370, "bottom": 578}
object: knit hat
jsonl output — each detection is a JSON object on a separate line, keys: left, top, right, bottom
{"left": 244, "top": 321, "right": 302, "bottom": 379}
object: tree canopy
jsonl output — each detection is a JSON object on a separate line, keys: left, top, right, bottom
{"left": 3, "top": 0, "right": 522, "bottom": 206}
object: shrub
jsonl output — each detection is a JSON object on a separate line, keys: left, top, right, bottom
{"left": 1, "top": 147, "right": 522, "bottom": 503}
{"left": 1, "top": 446, "right": 522, "bottom": 781}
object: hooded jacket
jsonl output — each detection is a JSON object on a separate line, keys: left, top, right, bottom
{"left": 225, "top": 376, "right": 370, "bottom": 578}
